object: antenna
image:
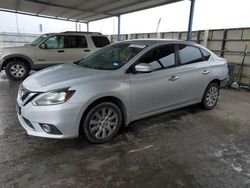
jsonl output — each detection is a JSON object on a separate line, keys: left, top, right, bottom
{"left": 156, "top": 18, "right": 161, "bottom": 33}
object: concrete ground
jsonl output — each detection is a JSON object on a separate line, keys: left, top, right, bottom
{"left": 0, "top": 72, "right": 250, "bottom": 188}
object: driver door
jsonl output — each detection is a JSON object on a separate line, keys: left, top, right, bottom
{"left": 34, "top": 35, "right": 70, "bottom": 65}
{"left": 129, "top": 44, "right": 180, "bottom": 118}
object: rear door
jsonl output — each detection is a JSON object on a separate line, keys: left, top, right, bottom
{"left": 63, "top": 35, "right": 92, "bottom": 61}
{"left": 173, "top": 44, "right": 212, "bottom": 103}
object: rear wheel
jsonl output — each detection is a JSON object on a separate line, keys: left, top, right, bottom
{"left": 5, "top": 61, "right": 29, "bottom": 81}
{"left": 82, "top": 102, "right": 122, "bottom": 143}
{"left": 202, "top": 82, "right": 219, "bottom": 110}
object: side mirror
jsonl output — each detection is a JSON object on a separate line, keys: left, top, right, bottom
{"left": 135, "top": 63, "right": 153, "bottom": 73}
{"left": 40, "top": 43, "right": 48, "bottom": 49}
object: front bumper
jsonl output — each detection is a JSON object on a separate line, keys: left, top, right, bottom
{"left": 0, "top": 58, "right": 4, "bottom": 71}
{"left": 16, "top": 99, "right": 84, "bottom": 139}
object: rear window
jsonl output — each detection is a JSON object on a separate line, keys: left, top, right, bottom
{"left": 179, "top": 45, "right": 203, "bottom": 65}
{"left": 91, "top": 36, "right": 110, "bottom": 47}
{"left": 201, "top": 49, "right": 211, "bottom": 61}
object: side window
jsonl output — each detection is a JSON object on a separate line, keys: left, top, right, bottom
{"left": 178, "top": 45, "right": 203, "bottom": 65}
{"left": 158, "top": 45, "right": 175, "bottom": 68}
{"left": 91, "top": 36, "right": 110, "bottom": 47}
{"left": 44, "top": 36, "right": 64, "bottom": 49}
{"left": 64, "top": 36, "right": 87, "bottom": 48}
{"left": 137, "top": 44, "right": 176, "bottom": 72}
{"left": 201, "top": 48, "right": 211, "bottom": 61}
{"left": 139, "top": 49, "right": 162, "bottom": 71}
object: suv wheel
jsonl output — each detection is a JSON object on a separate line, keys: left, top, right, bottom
{"left": 202, "top": 82, "right": 219, "bottom": 110}
{"left": 82, "top": 102, "right": 122, "bottom": 143}
{"left": 5, "top": 61, "right": 29, "bottom": 81}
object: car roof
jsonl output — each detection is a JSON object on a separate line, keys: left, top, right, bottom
{"left": 120, "top": 39, "right": 197, "bottom": 46}
{"left": 45, "top": 31, "right": 103, "bottom": 36}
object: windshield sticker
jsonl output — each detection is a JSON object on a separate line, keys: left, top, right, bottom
{"left": 129, "top": 44, "right": 146, "bottom": 49}
{"left": 113, "top": 62, "right": 119, "bottom": 66}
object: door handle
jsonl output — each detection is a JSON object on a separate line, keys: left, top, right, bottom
{"left": 202, "top": 70, "right": 210, "bottom": 75}
{"left": 168, "top": 76, "right": 179, "bottom": 81}
{"left": 57, "top": 50, "right": 64, "bottom": 53}
{"left": 84, "top": 49, "right": 90, "bottom": 52}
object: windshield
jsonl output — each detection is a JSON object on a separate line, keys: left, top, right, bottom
{"left": 31, "top": 34, "right": 49, "bottom": 46}
{"left": 76, "top": 43, "right": 147, "bottom": 70}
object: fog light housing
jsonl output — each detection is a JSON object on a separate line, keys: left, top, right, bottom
{"left": 39, "top": 123, "right": 62, "bottom": 135}
{"left": 42, "top": 124, "right": 51, "bottom": 133}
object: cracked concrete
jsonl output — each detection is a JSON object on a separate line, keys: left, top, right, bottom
{"left": 0, "top": 72, "right": 250, "bottom": 188}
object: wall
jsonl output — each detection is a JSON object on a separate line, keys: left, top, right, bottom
{"left": 110, "top": 28, "right": 250, "bottom": 85}
{"left": 0, "top": 32, "right": 39, "bottom": 47}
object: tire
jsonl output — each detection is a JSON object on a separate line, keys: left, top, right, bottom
{"left": 82, "top": 102, "right": 122, "bottom": 143}
{"left": 5, "top": 61, "right": 29, "bottom": 81}
{"left": 201, "top": 82, "right": 219, "bottom": 110}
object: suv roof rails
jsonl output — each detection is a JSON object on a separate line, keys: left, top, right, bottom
{"left": 62, "top": 31, "right": 102, "bottom": 35}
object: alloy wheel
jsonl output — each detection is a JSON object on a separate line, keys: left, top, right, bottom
{"left": 89, "top": 107, "right": 119, "bottom": 139}
{"left": 205, "top": 86, "right": 218, "bottom": 107}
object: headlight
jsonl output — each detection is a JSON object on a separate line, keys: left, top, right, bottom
{"left": 32, "top": 90, "right": 75, "bottom": 106}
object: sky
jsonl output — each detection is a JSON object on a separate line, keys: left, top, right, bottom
{"left": 0, "top": 0, "right": 250, "bottom": 35}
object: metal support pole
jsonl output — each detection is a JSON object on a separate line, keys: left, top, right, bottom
{"left": 117, "top": 15, "right": 121, "bottom": 41}
{"left": 202, "top": 30, "right": 209, "bottom": 47}
{"left": 221, "top": 29, "right": 228, "bottom": 57}
{"left": 75, "top": 21, "right": 78, "bottom": 31}
{"left": 86, "top": 22, "right": 89, "bottom": 32}
{"left": 187, "top": 0, "right": 196, "bottom": 41}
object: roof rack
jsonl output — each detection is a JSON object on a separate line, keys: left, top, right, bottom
{"left": 62, "top": 31, "right": 102, "bottom": 35}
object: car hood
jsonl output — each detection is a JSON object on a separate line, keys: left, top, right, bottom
{"left": 0, "top": 45, "right": 33, "bottom": 55}
{"left": 0, "top": 44, "right": 32, "bottom": 51}
{"left": 22, "top": 64, "right": 110, "bottom": 92}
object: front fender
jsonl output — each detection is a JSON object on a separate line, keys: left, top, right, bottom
{"left": 70, "top": 80, "right": 131, "bottom": 126}
{"left": 2, "top": 54, "right": 34, "bottom": 68}
{"left": 0, "top": 58, "right": 4, "bottom": 71}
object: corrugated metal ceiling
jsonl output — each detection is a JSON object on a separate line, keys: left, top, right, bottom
{"left": 0, "top": 0, "right": 183, "bottom": 22}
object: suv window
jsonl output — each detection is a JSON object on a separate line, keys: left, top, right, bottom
{"left": 137, "top": 44, "right": 176, "bottom": 71}
{"left": 201, "top": 48, "right": 211, "bottom": 61}
{"left": 44, "top": 35, "right": 64, "bottom": 49}
{"left": 178, "top": 45, "right": 203, "bottom": 65}
{"left": 64, "top": 36, "right": 87, "bottom": 48}
{"left": 91, "top": 36, "right": 110, "bottom": 47}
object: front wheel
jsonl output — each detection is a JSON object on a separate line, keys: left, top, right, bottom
{"left": 202, "top": 82, "right": 219, "bottom": 110}
{"left": 82, "top": 102, "right": 122, "bottom": 143}
{"left": 5, "top": 61, "right": 29, "bottom": 81}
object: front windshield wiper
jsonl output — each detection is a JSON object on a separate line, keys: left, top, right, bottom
{"left": 76, "top": 63, "right": 100, "bottom": 70}
{"left": 93, "top": 66, "right": 112, "bottom": 70}
{"left": 75, "top": 62, "right": 112, "bottom": 70}
{"left": 81, "top": 64, "right": 96, "bottom": 69}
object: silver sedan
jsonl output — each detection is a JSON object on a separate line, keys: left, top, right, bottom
{"left": 16, "top": 40, "right": 229, "bottom": 143}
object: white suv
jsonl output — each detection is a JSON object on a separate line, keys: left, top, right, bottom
{"left": 0, "top": 32, "right": 110, "bottom": 81}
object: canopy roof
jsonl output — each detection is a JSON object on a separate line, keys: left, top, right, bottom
{"left": 0, "top": 0, "right": 182, "bottom": 23}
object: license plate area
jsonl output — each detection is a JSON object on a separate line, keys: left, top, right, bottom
{"left": 16, "top": 103, "right": 21, "bottom": 115}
